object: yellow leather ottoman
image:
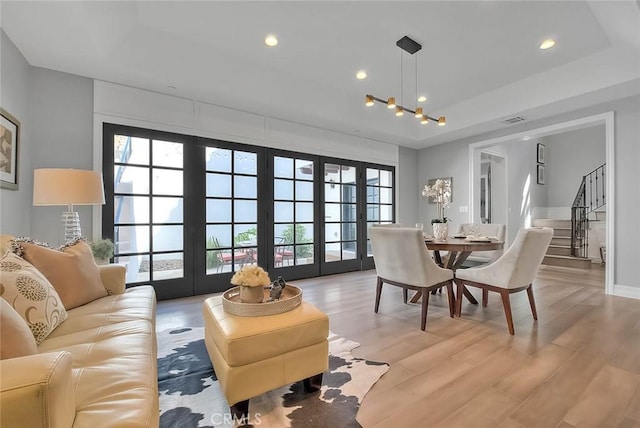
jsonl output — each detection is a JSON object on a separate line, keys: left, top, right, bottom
{"left": 203, "top": 295, "right": 329, "bottom": 421}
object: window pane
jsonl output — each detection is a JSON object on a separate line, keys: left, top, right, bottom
{"left": 206, "top": 199, "right": 231, "bottom": 223}
{"left": 275, "top": 157, "right": 293, "bottom": 178}
{"left": 114, "top": 136, "right": 149, "bottom": 165}
{"left": 152, "top": 252, "right": 183, "bottom": 280}
{"left": 153, "top": 169, "right": 183, "bottom": 196}
{"left": 380, "top": 170, "right": 393, "bottom": 187}
{"left": 152, "top": 140, "right": 183, "bottom": 168}
{"left": 380, "top": 205, "right": 393, "bottom": 221}
{"left": 325, "top": 243, "right": 340, "bottom": 262}
{"left": 295, "top": 159, "right": 313, "bottom": 180}
{"left": 342, "top": 166, "right": 356, "bottom": 184}
{"left": 152, "top": 225, "right": 183, "bottom": 252}
{"left": 298, "top": 223, "right": 314, "bottom": 242}
{"left": 325, "top": 164, "right": 340, "bottom": 183}
{"left": 274, "top": 224, "right": 292, "bottom": 242}
{"left": 274, "top": 179, "right": 294, "bottom": 200}
{"left": 234, "top": 200, "right": 256, "bottom": 223}
{"left": 367, "top": 186, "right": 380, "bottom": 204}
{"left": 342, "top": 242, "right": 357, "bottom": 260}
{"left": 342, "top": 184, "right": 357, "bottom": 203}
{"left": 325, "top": 183, "right": 340, "bottom": 202}
{"left": 295, "top": 202, "right": 313, "bottom": 222}
{"left": 207, "top": 224, "right": 232, "bottom": 247}
{"left": 115, "top": 165, "right": 149, "bottom": 194}
{"left": 206, "top": 249, "right": 226, "bottom": 274}
{"left": 234, "top": 224, "right": 257, "bottom": 245}
{"left": 343, "top": 223, "right": 357, "bottom": 241}
{"left": 206, "top": 173, "right": 231, "bottom": 198}
{"left": 342, "top": 204, "right": 357, "bottom": 222}
{"left": 325, "top": 203, "right": 340, "bottom": 221}
{"left": 366, "top": 168, "right": 379, "bottom": 181}
{"left": 234, "top": 151, "right": 257, "bottom": 175}
{"left": 234, "top": 176, "right": 257, "bottom": 199}
{"left": 295, "top": 181, "right": 313, "bottom": 201}
{"left": 295, "top": 244, "right": 313, "bottom": 265}
{"left": 325, "top": 223, "right": 340, "bottom": 242}
{"left": 152, "top": 197, "right": 183, "bottom": 224}
{"left": 206, "top": 148, "right": 232, "bottom": 172}
{"left": 114, "top": 226, "right": 150, "bottom": 254}
{"left": 367, "top": 204, "right": 380, "bottom": 221}
{"left": 380, "top": 187, "right": 393, "bottom": 204}
{"left": 115, "top": 254, "right": 149, "bottom": 283}
{"left": 274, "top": 201, "right": 293, "bottom": 222}
{"left": 114, "top": 196, "right": 149, "bottom": 224}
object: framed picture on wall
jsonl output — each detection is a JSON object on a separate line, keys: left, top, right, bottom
{"left": 0, "top": 108, "right": 20, "bottom": 190}
{"left": 537, "top": 143, "right": 545, "bottom": 164}
{"left": 537, "top": 164, "right": 545, "bottom": 185}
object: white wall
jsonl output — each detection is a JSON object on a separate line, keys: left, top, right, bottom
{"left": 542, "top": 125, "right": 605, "bottom": 209}
{"left": 0, "top": 30, "right": 32, "bottom": 235}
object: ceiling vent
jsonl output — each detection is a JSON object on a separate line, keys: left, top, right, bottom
{"left": 502, "top": 116, "right": 526, "bottom": 124}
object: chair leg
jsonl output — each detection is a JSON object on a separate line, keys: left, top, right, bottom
{"left": 526, "top": 285, "right": 538, "bottom": 320}
{"left": 499, "top": 289, "right": 515, "bottom": 335}
{"left": 403, "top": 287, "right": 408, "bottom": 304}
{"left": 482, "top": 289, "right": 489, "bottom": 307}
{"left": 421, "top": 288, "right": 431, "bottom": 331}
{"left": 455, "top": 280, "right": 464, "bottom": 317}
{"left": 374, "top": 277, "right": 383, "bottom": 313}
{"left": 445, "top": 281, "right": 455, "bottom": 318}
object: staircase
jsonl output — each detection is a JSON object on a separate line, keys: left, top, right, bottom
{"left": 533, "top": 218, "right": 592, "bottom": 269}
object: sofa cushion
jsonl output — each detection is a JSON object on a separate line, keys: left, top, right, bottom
{"left": 0, "top": 298, "right": 37, "bottom": 359}
{"left": 16, "top": 239, "right": 108, "bottom": 310}
{"left": 0, "top": 252, "right": 67, "bottom": 344}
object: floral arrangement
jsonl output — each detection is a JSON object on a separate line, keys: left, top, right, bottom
{"left": 421, "top": 178, "right": 452, "bottom": 224}
{"left": 231, "top": 265, "right": 271, "bottom": 288}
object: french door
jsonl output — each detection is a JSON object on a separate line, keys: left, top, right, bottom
{"left": 103, "top": 124, "right": 394, "bottom": 299}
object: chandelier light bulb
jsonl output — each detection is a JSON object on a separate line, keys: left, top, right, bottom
{"left": 438, "top": 116, "right": 446, "bottom": 126}
{"left": 365, "top": 95, "right": 374, "bottom": 106}
{"left": 415, "top": 107, "right": 423, "bottom": 118}
{"left": 421, "top": 116, "right": 429, "bottom": 124}
{"left": 387, "top": 97, "right": 396, "bottom": 109}
{"left": 395, "top": 107, "right": 404, "bottom": 117}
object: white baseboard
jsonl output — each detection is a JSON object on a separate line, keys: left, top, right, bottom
{"left": 612, "top": 284, "right": 640, "bottom": 300}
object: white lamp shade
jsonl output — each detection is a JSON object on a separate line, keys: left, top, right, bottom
{"left": 33, "top": 169, "right": 105, "bottom": 206}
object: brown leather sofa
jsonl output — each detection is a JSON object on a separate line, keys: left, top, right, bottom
{"left": 0, "top": 238, "right": 159, "bottom": 428}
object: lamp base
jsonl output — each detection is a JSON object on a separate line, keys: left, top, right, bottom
{"left": 62, "top": 211, "right": 81, "bottom": 242}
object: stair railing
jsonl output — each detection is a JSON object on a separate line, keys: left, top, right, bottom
{"left": 570, "top": 163, "right": 605, "bottom": 258}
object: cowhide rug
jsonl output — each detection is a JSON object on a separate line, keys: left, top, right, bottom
{"left": 157, "top": 327, "right": 388, "bottom": 428}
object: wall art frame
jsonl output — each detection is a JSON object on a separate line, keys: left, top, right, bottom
{"left": 0, "top": 108, "right": 20, "bottom": 190}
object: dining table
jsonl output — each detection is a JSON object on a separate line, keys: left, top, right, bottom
{"left": 409, "top": 236, "right": 505, "bottom": 304}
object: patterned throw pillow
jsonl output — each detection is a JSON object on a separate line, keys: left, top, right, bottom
{"left": 0, "top": 252, "right": 67, "bottom": 344}
{"left": 14, "top": 238, "right": 109, "bottom": 310}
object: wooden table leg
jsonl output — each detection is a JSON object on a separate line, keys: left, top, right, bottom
{"left": 409, "top": 290, "right": 422, "bottom": 303}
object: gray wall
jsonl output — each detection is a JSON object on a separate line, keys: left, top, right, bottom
{"left": 0, "top": 30, "right": 32, "bottom": 235}
{"left": 29, "top": 67, "right": 94, "bottom": 245}
{"left": 418, "top": 94, "right": 640, "bottom": 289}
{"left": 542, "top": 125, "right": 605, "bottom": 207}
{"left": 397, "top": 146, "right": 419, "bottom": 227}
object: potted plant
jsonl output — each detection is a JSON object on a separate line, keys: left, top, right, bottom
{"left": 421, "top": 178, "right": 452, "bottom": 240}
{"left": 90, "top": 238, "right": 115, "bottom": 265}
{"left": 231, "top": 265, "right": 271, "bottom": 303}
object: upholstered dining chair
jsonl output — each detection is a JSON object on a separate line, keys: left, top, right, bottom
{"left": 454, "top": 227, "right": 553, "bottom": 335}
{"left": 457, "top": 223, "right": 506, "bottom": 264}
{"left": 369, "top": 227, "right": 455, "bottom": 331}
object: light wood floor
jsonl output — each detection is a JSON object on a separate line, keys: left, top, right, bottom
{"left": 156, "top": 265, "right": 640, "bottom": 428}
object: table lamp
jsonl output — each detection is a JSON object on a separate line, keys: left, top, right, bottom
{"left": 33, "top": 168, "right": 105, "bottom": 242}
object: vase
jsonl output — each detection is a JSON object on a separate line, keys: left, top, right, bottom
{"left": 239, "top": 285, "right": 264, "bottom": 303}
{"left": 432, "top": 223, "right": 449, "bottom": 241}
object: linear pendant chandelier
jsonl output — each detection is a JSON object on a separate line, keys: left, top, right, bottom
{"left": 365, "top": 36, "right": 446, "bottom": 126}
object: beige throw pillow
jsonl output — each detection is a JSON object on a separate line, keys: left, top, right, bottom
{"left": 0, "top": 252, "right": 67, "bottom": 345}
{"left": 17, "top": 239, "right": 109, "bottom": 310}
{"left": 0, "top": 297, "right": 38, "bottom": 358}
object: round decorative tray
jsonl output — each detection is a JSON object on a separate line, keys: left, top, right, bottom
{"left": 222, "top": 284, "right": 302, "bottom": 317}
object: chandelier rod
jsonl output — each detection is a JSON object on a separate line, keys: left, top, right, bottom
{"left": 365, "top": 94, "right": 439, "bottom": 122}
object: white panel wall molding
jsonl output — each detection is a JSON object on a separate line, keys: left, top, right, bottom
{"left": 612, "top": 285, "right": 640, "bottom": 301}
{"left": 93, "top": 80, "right": 398, "bottom": 166}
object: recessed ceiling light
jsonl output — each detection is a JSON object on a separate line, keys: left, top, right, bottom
{"left": 417, "top": 95, "right": 427, "bottom": 103}
{"left": 539, "top": 39, "right": 556, "bottom": 50}
{"left": 356, "top": 70, "right": 367, "bottom": 80}
{"left": 265, "top": 35, "right": 278, "bottom": 47}
{"left": 167, "top": 85, "right": 176, "bottom": 90}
